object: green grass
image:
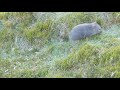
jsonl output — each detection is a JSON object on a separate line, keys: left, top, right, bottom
{"left": 1, "top": 12, "right": 120, "bottom": 78}
{"left": 23, "top": 19, "right": 54, "bottom": 46}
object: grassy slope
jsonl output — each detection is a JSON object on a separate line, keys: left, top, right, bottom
{"left": 1, "top": 12, "right": 120, "bottom": 78}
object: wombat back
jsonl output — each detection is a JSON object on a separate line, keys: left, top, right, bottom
{"left": 69, "top": 22, "right": 101, "bottom": 41}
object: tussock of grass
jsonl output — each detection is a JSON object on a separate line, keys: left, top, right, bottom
{"left": 23, "top": 19, "right": 54, "bottom": 46}
{"left": 101, "top": 46, "right": 120, "bottom": 65}
{"left": 55, "top": 44, "right": 99, "bottom": 70}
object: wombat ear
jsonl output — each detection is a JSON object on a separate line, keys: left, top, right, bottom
{"left": 92, "top": 22, "right": 97, "bottom": 27}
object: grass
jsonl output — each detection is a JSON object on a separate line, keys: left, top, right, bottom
{"left": 1, "top": 12, "right": 120, "bottom": 78}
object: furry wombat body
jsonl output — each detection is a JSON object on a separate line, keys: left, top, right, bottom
{"left": 69, "top": 22, "right": 101, "bottom": 41}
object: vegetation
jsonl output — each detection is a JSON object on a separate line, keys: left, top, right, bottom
{"left": 0, "top": 12, "right": 120, "bottom": 78}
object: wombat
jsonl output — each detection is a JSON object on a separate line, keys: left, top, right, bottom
{"left": 69, "top": 22, "right": 101, "bottom": 41}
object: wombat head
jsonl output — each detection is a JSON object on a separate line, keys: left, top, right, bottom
{"left": 92, "top": 22, "right": 102, "bottom": 33}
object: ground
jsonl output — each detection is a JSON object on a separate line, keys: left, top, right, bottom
{"left": 0, "top": 12, "right": 120, "bottom": 78}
